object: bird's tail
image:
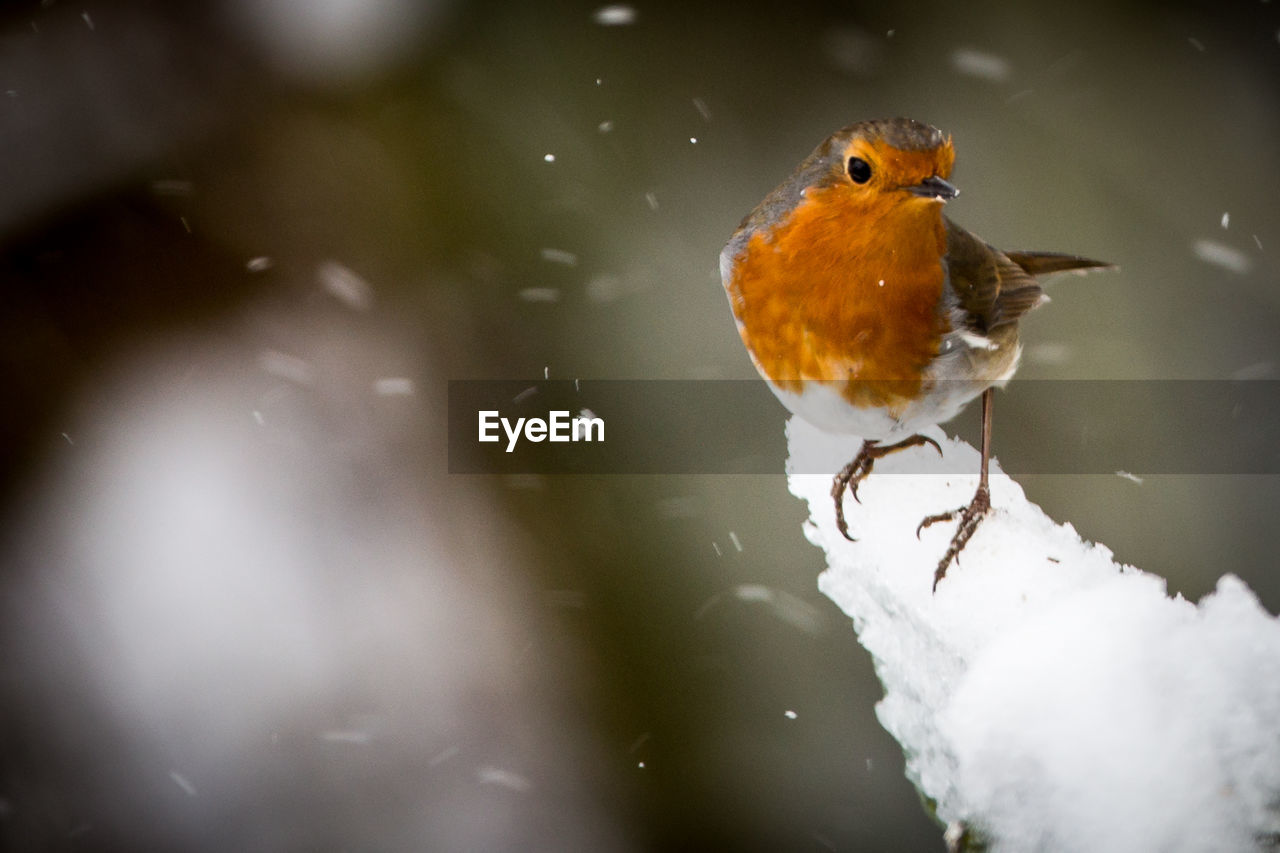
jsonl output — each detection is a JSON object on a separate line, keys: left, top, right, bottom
{"left": 1005, "top": 251, "right": 1115, "bottom": 276}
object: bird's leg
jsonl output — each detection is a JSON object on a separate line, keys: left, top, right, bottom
{"left": 832, "top": 433, "right": 943, "bottom": 541}
{"left": 917, "top": 387, "right": 995, "bottom": 590}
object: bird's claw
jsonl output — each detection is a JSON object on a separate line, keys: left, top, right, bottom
{"left": 920, "top": 435, "right": 943, "bottom": 458}
{"left": 831, "top": 442, "right": 880, "bottom": 541}
{"left": 832, "top": 479, "right": 857, "bottom": 541}
{"left": 832, "top": 435, "right": 946, "bottom": 544}
{"left": 918, "top": 484, "right": 991, "bottom": 591}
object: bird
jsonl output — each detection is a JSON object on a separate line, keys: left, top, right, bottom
{"left": 720, "top": 117, "right": 1112, "bottom": 590}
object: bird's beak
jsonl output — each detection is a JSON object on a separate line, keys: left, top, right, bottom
{"left": 906, "top": 176, "right": 959, "bottom": 201}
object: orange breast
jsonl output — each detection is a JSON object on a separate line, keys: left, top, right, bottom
{"left": 727, "top": 187, "right": 949, "bottom": 413}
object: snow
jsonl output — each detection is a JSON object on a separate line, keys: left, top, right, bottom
{"left": 373, "top": 376, "right": 415, "bottom": 396}
{"left": 257, "top": 349, "right": 316, "bottom": 386}
{"left": 476, "top": 767, "right": 531, "bottom": 792}
{"left": 1232, "top": 361, "right": 1275, "bottom": 381}
{"left": 693, "top": 584, "right": 823, "bottom": 633}
{"left": 951, "top": 48, "right": 1012, "bottom": 82}
{"left": 539, "top": 247, "right": 579, "bottom": 266}
{"left": 591, "top": 5, "right": 636, "bottom": 26}
{"left": 1192, "top": 239, "right": 1253, "bottom": 274}
{"left": 518, "top": 287, "right": 561, "bottom": 303}
{"left": 168, "top": 771, "right": 197, "bottom": 797}
{"left": 1025, "top": 342, "right": 1071, "bottom": 366}
{"left": 317, "top": 260, "right": 373, "bottom": 310}
{"left": 786, "top": 416, "right": 1280, "bottom": 851}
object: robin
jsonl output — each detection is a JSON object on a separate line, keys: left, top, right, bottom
{"left": 721, "top": 117, "right": 1111, "bottom": 590}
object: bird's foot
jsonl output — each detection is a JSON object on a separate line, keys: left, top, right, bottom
{"left": 831, "top": 434, "right": 943, "bottom": 541}
{"left": 916, "top": 482, "right": 991, "bottom": 591}
{"left": 831, "top": 443, "right": 876, "bottom": 541}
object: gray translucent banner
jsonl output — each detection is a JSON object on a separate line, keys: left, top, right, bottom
{"left": 448, "top": 380, "right": 1280, "bottom": 475}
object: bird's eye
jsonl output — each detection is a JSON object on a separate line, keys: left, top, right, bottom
{"left": 847, "top": 157, "right": 872, "bottom": 184}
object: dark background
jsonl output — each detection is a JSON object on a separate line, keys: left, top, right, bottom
{"left": 1, "top": 0, "right": 1277, "bottom": 850}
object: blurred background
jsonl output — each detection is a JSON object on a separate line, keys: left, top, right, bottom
{"left": 0, "top": 0, "right": 1276, "bottom": 849}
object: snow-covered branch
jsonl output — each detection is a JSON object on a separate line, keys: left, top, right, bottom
{"left": 787, "top": 417, "right": 1280, "bottom": 852}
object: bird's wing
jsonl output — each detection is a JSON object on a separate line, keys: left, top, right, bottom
{"left": 944, "top": 218, "right": 1113, "bottom": 333}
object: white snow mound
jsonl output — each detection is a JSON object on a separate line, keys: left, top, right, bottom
{"left": 786, "top": 416, "right": 1280, "bottom": 852}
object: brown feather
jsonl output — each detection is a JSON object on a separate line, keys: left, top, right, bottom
{"left": 943, "top": 219, "right": 1011, "bottom": 333}
{"left": 945, "top": 219, "right": 1113, "bottom": 333}
{"left": 1005, "top": 251, "right": 1115, "bottom": 276}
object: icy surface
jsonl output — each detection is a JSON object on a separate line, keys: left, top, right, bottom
{"left": 786, "top": 417, "right": 1280, "bottom": 852}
